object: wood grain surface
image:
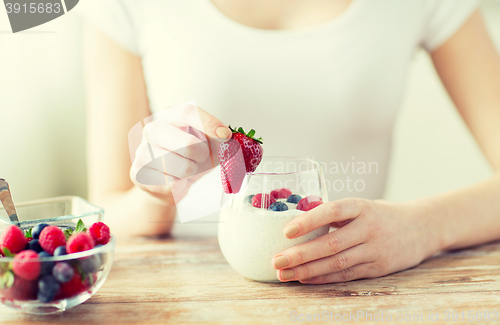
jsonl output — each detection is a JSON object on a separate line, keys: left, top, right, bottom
{"left": 1, "top": 236, "right": 500, "bottom": 325}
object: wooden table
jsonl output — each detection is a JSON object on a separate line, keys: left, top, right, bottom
{"left": 2, "top": 236, "right": 500, "bottom": 324}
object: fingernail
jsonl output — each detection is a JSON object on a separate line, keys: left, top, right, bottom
{"left": 284, "top": 224, "right": 299, "bottom": 238}
{"left": 281, "top": 269, "right": 295, "bottom": 280}
{"left": 216, "top": 127, "right": 232, "bottom": 139}
{"left": 273, "top": 256, "right": 289, "bottom": 269}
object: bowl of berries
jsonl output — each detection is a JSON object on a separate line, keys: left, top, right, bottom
{"left": 0, "top": 196, "right": 115, "bottom": 314}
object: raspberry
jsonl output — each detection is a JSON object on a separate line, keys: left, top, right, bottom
{"left": 0, "top": 225, "right": 27, "bottom": 254}
{"left": 297, "top": 195, "right": 323, "bottom": 211}
{"left": 66, "top": 232, "right": 94, "bottom": 254}
{"left": 296, "top": 199, "right": 307, "bottom": 211}
{"left": 251, "top": 193, "right": 276, "bottom": 209}
{"left": 271, "top": 188, "right": 292, "bottom": 199}
{"left": 87, "top": 222, "right": 111, "bottom": 246}
{"left": 305, "top": 201, "right": 323, "bottom": 211}
{"left": 39, "top": 226, "right": 66, "bottom": 255}
{"left": 12, "top": 250, "right": 41, "bottom": 281}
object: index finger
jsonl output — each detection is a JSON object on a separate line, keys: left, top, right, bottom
{"left": 197, "top": 106, "right": 232, "bottom": 140}
{"left": 284, "top": 198, "right": 366, "bottom": 239}
{"left": 150, "top": 103, "right": 231, "bottom": 140}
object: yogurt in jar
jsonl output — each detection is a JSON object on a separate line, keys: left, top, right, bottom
{"left": 218, "top": 198, "right": 330, "bottom": 282}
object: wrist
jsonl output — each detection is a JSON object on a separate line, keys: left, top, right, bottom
{"left": 404, "top": 197, "right": 449, "bottom": 257}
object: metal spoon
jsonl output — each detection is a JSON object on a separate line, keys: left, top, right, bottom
{"left": 0, "top": 178, "right": 20, "bottom": 223}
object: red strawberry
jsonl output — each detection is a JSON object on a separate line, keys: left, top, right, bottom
{"left": 66, "top": 232, "right": 95, "bottom": 254}
{"left": 12, "top": 250, "right": 41, "bottom": 281}
{"left": 297, "top": 195, "right": 323, "bottom": 211}
{"left": 39, "top": 226, "right": 66, "bottom": 255}
{"left": 218, "top": 126, "right": 264, "bottom": 194}
{"left": 218, "top": 138, "right": 246, "bottom": 194}
{"left": 0, "top": 225, "right": 27, "bottom": 255}
{"left": 271, "top": 188, "right": 292, "bottom": 199}
{"left": 87, "top": 222, "right": 111, "bottom": 246}
{"left": 251, "top": 193, "right": 276, "bottom": 209}
{"left": 229, "top": 126, "right": 263, "bottom": 173}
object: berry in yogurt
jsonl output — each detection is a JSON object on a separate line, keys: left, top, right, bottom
{"left": 251, "top": 191, "right": 324, "bottom": 213}
{"left": 297, "top": 195, "right": 324, "bottom": 211}
{"left": 252, "top": 193, "right": 276, "bottom": 209}
{"left": 286, "top": 194, "right": 302, "bottom": 204}
{"left": 268, "top": 202, "right": 288, "bottom": 211}
{"left": 270, "top": 188, "right": 292, "bottom": 199}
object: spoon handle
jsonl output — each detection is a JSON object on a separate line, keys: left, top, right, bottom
{"left": 0, "top": 179, "right": 20, "bottom": 223}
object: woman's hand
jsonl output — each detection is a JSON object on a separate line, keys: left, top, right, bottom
{"left": 130, "top": 103, "right": 231, "bottom": 202}
{"left": 272, "top": 198, "right": 442, "bottom": 284}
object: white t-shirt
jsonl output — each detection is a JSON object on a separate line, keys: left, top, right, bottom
{"left": 78, "top": 0, "right": 478, "bottom": 235}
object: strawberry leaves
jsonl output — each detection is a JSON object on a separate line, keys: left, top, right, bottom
{"left": 228, "top": 125, "right": 263, "bottom": 144}
{"left": 75, "top": 219, "right": 87, "bottom": 233}
{"left": 75, "top": 264, "right": 94, "bottom": 286}
{"left": 0, "top": 271, "right": 14, "bottom": 289}
{"left": 64, "top": 219, "right": 87, "bottom": 240}
{"left": 1, "top": 247, "right": 14, "bottom": 258}
{"left": 0, "top": 252, "right": 14, "bottom": 289}
{"left": 24, "top": 228, "right": 33, "bottom": 240}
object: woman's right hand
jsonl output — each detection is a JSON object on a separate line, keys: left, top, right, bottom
{"left": 130, "top": 103, "right": 231, "bottom": 202}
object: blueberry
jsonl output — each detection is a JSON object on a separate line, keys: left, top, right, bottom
{"left": 38, "top": 275, "right": 60, "bottom": 303}
{"left": 38, "top": 251, "right": 55, "bottom": 275}
{"left": 79, "top": 254, "right": 102, "bottom": 273}
{"left": 286, "top": 194, "right": 302, "bottom": 204}
{"left": 53, "top": 246, "right": 67, "bottom": 256}
{"left": 28, "top": 239, "right": 43, "bottom": 253}
{"left": 268, "top": 202, "right": 288, "bottom": 212}
{"left": 52, "top": 262, "right": 74, "bottom": 283}
{"left": 37, "top": 290, "right": 56, "bottom": 303}
{"left": 32, "top": 223, "right": 49, "bottom": 239}
{"left": 244, "top": 194, "right": 254, "bottom": 203}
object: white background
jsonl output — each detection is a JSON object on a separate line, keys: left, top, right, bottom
{"left": 0, "top": 1, "right": 498, "bottom": 205}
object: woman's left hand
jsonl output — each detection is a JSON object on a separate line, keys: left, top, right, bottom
{"left": 272, "top": 198, "right": 442, "bottom": 284}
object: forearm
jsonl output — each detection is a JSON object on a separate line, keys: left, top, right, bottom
{"left": 89, "top": 186, "right": 176, "bottom": 239}
{"left": 410, "top": 173, "right": 500, "bottom": 253}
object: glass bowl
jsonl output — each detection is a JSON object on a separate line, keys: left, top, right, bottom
{"left": 218, "top": 157, "right": 330, "bottom": 282}
{"left": 0, "top": 196, "right": 115, "bottom": 314}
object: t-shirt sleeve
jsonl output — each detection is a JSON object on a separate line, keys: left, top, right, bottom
{"left": 421, "top": 0, "right": 479, "bottom": 52}
{"left": 75, "top": 0, "right": 140, "bottom": 56}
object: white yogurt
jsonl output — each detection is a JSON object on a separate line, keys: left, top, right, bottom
{"left": 218, "top": 198, "right": 330, "bottom": 282}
